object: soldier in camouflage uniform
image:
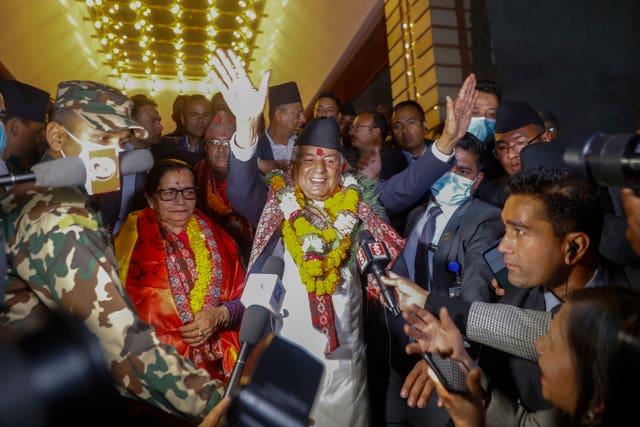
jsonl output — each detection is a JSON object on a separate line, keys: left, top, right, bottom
{"left": 0, "top": 81, "right": 223, "bottom": 422}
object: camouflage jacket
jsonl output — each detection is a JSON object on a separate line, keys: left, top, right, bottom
{"left": 0, "top": 185, "right": 222, "bottom": 421}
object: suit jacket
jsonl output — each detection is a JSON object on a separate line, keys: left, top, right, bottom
{"left": 395, "top": 197, "right": 504, "bottom": 302}
{"left": 386, "top": 197, "right": 504, "bottom": 375}
{"left": 475, "top": 174, "right": 510, "bottom": 208}
{"left": 379, "top": 140, "right": 434, "bottom": 181}
{"left": 379, "top": 149, "right": 408, "bottom": 180}
{"left": 150, "top": 137, "right": 203, "bottom": 167}
{"left": 379, "top": 141, "right": 435, "bottom": 232}
{"left": 255, "top": 132, "right": 275, "bottom": 161}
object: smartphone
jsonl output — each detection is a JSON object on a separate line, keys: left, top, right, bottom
{"left": 482, "top": 242, "right": 515, "bottom": 293}
{"left": 423, "top": 352, "right": 469, "bottom": 394}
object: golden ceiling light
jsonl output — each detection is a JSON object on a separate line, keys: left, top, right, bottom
{"left": 84, "top": 0, "right": 266, "bottom": 86}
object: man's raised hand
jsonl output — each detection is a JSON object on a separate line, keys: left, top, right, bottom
{"left": 210, "top": 49, "right": 271, "bottom": 148}
{"left": 436, "top": 73, "right": 478, "bottom": 154}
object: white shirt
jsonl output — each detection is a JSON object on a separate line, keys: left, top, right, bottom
{"left": 264, "top": 128, "right": 296, "bottom": 161}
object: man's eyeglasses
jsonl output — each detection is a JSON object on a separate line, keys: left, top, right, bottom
{"left": 493, "top": 131, "right": 545, "bottom": 157}
{"left": 206, "top": 138, "right": 231, "bottom": 147}
{"left": 156, "top": 187, "right": 198, "bottom": 201}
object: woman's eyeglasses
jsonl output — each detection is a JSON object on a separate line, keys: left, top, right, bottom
{"left": 156, "top": 187, "right": 198, "bottom": 201}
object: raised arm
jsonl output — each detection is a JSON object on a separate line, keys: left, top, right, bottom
{"left": 211, "top": 49, "right": 272, "bottom": 225}
{"left": 210, "top": 49, "right": 270, "bottom": 149}
{"left": 377, "top": 74, "right": 478, "bottom": 214}
{"left": 436, "top": 73, "right": 478, "bottom": 154}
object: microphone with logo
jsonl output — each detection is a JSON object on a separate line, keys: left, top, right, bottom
{"left": 356, "top": 229, "right": 401, "bottom": 317}
{"left": 226, "top": 255, "right": 286, "bottom": 398}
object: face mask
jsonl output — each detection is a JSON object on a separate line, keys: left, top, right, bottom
{"left": 0, "top": 121, "right": 7, "bottom": 155}
{"left": 61, "top": 127, "right": 121, "bottom": 195}
{"left": 467, "top": 117, "right": 496, "bottom": 144}
{"left": 431, "top": 171, "right": 475, "bottom": 207}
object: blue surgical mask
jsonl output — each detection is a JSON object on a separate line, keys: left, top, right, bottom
{"left": 431, "top": 171, "right": 475, "bottom": 207}
{"left": 467, "top": 116, "right": 495, "bottom": 144}
{"left": 0, "top": 121, "right": 6, "bottom": 155}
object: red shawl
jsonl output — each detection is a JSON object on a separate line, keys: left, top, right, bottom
{"left": 115, "top": 207, "right": 245, "bottom": 382}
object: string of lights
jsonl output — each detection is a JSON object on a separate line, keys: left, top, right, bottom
{"left": 83, "top": 0, "right": 265, "bottom": 93}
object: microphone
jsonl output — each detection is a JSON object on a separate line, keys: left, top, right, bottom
{"left": 120, "top": 148, "right": 154, "bottom": 175}
{"left": 0, "top": 149, "right": 154, "bottom": 188}
{"left": 355, "top": 229, "right": 400, "bottom": 317}
{"left": 240, "top": 255, "right": 286, "bottom": 317}
{"left": 227, "top": 256, "right": 285, "bottom": 398}
{"left": 0, "top": 157, "right": 87, "bottom": 188}
{"left": 224, "top": 305, "right": 271, "bottom": 398}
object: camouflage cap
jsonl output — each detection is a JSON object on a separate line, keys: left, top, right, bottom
{"left": 53, "top": 80, "right": 148, "bottom": 139}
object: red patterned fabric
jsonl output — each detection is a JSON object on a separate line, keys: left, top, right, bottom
{"left": 248, "top": 177, "right": 405, "bottom": 354}
{"left": 117, "top": 207, "right": 246, "bottom": 381}
{"left": 309, "top": 293, "right": 339, "bottom": 353}
{"left": 194, "top": 159, "right": 255, "bottom": 265}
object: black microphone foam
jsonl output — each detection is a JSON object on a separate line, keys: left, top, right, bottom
{"left": 32, "top": 157, "right": 87, "bottom": 187}
{"left": 120, "top": 149, "right": 154, "bottom": 175}
{"left": 239, "top": 305, "right": 271, "bottom": 345}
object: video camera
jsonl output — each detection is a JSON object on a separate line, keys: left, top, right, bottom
{"left": 564, "top": 132, "right": 640, "bottom": 188}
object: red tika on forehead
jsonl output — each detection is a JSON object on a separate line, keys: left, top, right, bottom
{"left": 316, "top": 148, "right": 324, "bottom": 156}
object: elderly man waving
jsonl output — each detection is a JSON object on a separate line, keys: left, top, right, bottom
{"left": 211, "top": 49, "right": 476, "bottom": 426}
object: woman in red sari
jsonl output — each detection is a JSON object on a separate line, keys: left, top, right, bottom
{"left": 115, "top": 158, "right": 245, "bottom": 383}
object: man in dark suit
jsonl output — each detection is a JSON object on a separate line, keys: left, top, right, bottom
{"left": 382, "top": 100, "right": 435, "bottom": 180}
{"left": 369, "top": 134, "right": 504, "bottom": 427}
{"left": 382, "top": 100, "right": 436, "bottom": 233}
{"left": 395, "top": 134, "right": 503, "bottom": 303}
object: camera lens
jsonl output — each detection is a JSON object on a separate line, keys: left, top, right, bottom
{"left": 564, "top": 132, "right": 640, "bottom": 188}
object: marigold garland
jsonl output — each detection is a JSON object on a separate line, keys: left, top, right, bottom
{"left": 186, "top": 217, "right": 213, "bottom": 313}
{"left": 268, "top": 170, "right": 361, "bottom": 296}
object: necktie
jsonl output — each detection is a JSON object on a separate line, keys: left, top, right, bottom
{"left": 414, "top": 206, "right": 442, "bottom": 290}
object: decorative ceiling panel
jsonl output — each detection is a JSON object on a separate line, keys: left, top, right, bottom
{"left": 85, "top": 0, "right": 265, "bottom": 87}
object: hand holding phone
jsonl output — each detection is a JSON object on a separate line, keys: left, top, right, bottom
{"left": 423, "top": 352, "right": 470, "bottom": 394}
{"left": 482, "top": 243, "right": 515, "bottom": 296}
